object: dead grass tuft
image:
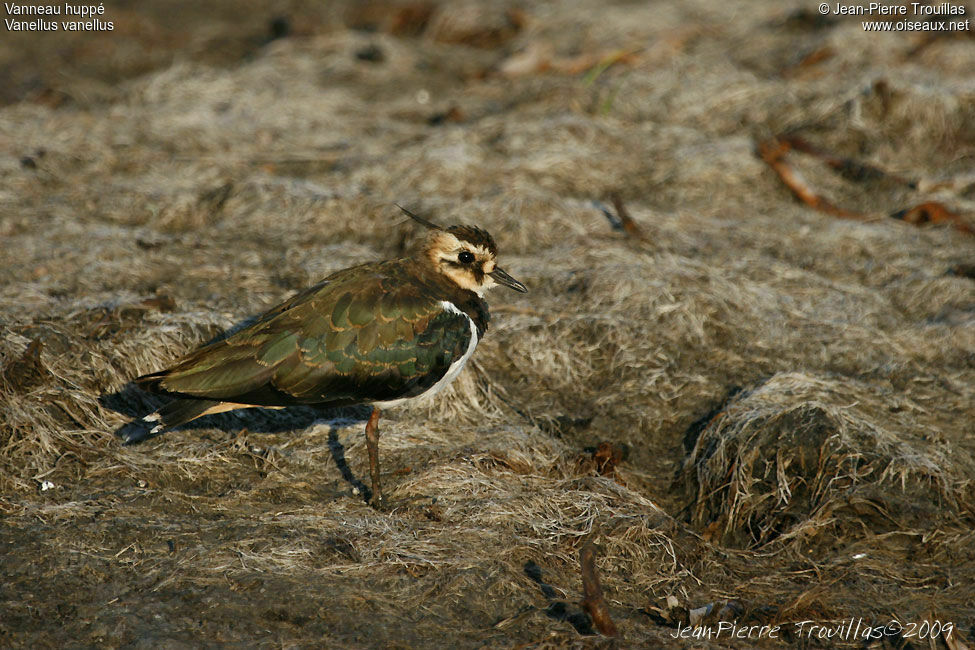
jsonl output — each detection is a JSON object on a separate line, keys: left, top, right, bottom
{"left": 681, "top": 372, "right": 973, "bottom": 549}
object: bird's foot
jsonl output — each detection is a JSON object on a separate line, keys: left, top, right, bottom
{"left": 368, "top": 491, "right": 390, "bottom": 512}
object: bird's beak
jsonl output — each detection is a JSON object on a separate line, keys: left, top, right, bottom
{"left": 489, "top": 267, "right": 528, "bottom": 293}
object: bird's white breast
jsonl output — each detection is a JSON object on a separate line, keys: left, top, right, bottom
{"left": 430, "top": 301, "right": 478, "bottom": 393}
{"left": 372, "top": 301, "right": 478, "bottom": 408}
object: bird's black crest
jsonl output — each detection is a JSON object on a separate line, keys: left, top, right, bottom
{"left": 396, "top": 204, "right": 443, "bottom": 231}
{"left": 447, "top": 225, "right": 498, "bottom": 256}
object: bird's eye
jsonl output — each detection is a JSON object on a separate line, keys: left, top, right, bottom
{"left": 458, "top": 251, "right": 475, "bottom": 264}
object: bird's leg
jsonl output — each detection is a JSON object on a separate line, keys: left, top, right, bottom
{"left": 364, "top": 406, "right": 384, "bottom": 509}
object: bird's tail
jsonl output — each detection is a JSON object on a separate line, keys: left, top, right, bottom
{"left": 123, "top": 398, "right": 221, "bottom": 444}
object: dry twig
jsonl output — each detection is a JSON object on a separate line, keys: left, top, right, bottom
{"left": 595, "top": 193, "right": 649, "bottom": 242}
{"left": 758, "top": 135, "right": 974, "bottom": 235}
{"left": 757, "top": 137, "right": 864, "bottom": 219}
{"left": 579, "top": 542, "right": 620, "bottom": 638}
{"left": 893, "top": 202, "right": 974, "bottom": 235}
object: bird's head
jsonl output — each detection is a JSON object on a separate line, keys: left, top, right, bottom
{"left": 398, "top": 205, "right": 528, "bottom": 296}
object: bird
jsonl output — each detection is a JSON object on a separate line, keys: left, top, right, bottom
{"left": 126, "top": 205, "right": 527, "bottom": 508}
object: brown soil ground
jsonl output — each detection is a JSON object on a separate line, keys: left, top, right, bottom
{"left": 2, "top": 1, "right": 974, "bottom": 647}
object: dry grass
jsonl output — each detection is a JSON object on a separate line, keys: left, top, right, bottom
{"left": 2, "top": 0, "right": 974, "bottom": 647}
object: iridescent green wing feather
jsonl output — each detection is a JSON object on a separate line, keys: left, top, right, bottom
{"left": 274, "top": 288, "right": 471, "bottom": 403}
{"left": 137, "top": 261, "right": 473, "bottom": 407}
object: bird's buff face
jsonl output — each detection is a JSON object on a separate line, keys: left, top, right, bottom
{"left": 425, "top": 229, "right": 527, "bottom": 296}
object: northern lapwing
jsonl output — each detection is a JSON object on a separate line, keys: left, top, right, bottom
{"left": 127, "top": 206, "right": 527, "bottom": 508}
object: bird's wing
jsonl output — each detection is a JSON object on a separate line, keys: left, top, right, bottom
{"left": 136, "top": 264, "right": 474, "bottom": 407}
